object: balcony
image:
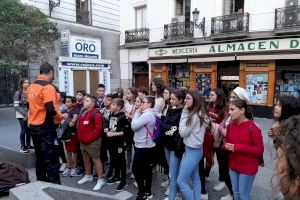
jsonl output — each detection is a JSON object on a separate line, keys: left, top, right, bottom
{"left": 163, "top": 21, "right": 194, "bottom": 41}
{"left": 211, "top": 12, "right": 250, "bottom": 40}
{"left": 275, "top": 5, "right": 300, "bottom": 35}
{"left": 76, "top": 9, "right": 91, "bottom": 25}
{"left": 125, "top": 28, "right": 149, "bottom": 43}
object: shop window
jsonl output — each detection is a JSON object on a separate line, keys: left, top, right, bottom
{"left": 224, "top": 0, "right": 244, "bottom": 15}
{"left": 276, "top": 71, "right": 300, "bottom": 99}
{"left": 195, "top": 74, "right": 211, "bottom": 97}
{"left": 246, "top": 74, "right": 268, "bottom": 104}
{"left": 76, "top": 0, "right": 91, "bottom": 25}
{"left": 175, "top": 0, "right": 184, "bottom": 16}
{"left": 168, "top": 63, "right": 189, "bottom": 88}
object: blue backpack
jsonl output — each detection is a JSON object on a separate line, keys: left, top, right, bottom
{"left": 145, "top": 113, "right": 162, "bottom": 143}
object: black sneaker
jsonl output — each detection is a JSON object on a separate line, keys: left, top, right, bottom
{"left": 27, "top": 145, "right": 34, "bottom": 150}
{"left": 20, "top": 146, "right": 29, "bottom": 153}
{"left": 106, "top": 177, "right": 120, "bottom": 185}
{"left": 75, "top": 167, "right": 84, "bottom": 177}
{"left": 116, "top": 181, "right": 127, "bottom": 192}
{"left": 135, "top": 194, "right": 146, "bottom": 200}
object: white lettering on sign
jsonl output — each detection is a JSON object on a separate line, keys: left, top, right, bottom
{"left": 69, "top": 35, "right": 101, "bottom": 59}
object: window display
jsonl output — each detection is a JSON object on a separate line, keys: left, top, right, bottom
{"left": 195, "top": 73, "right": 211, "bottom": 97}
{"left": 168, "top": 64, "right": 190, "bottom": 88}
{"left": 276, "top": 72, "right": 300, "bottom": 98}
{"left": 246, "top": 74, "right": 268, "bottom": 104}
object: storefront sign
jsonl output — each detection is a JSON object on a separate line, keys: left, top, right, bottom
{"left": 63, "top": 70, "right": 69, "bottom": 93}
{"left": 149, "top": 38, "right": 300, "bottom": 58}
{"left": 61, "top": 30, "right": 69, "bottom": 56}
{"left": 61, "top": 62, "right": 109, "bottom": 69}
{"left": 220, "top": 76, "right": 239, "bottom": 81}
{"left": 69, "top": 36, "right": 101, "bottom": 59}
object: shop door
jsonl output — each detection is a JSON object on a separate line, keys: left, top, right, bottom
{"left": 134, "top": 74, "right": 148, "bottom": 88}
{"left": 73, "top": 70, "right": 86, "bottom": 95}
{"left": 89, "top": 70, "right": 99, "bottom": 96}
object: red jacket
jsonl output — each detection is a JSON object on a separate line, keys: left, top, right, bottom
{"left": 77, "top": 108, "right": 103, "bottom": 145}
{"left": 225, "top": 120, "right": 264, "bottom": 175}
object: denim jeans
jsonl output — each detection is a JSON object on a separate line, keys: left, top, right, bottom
{"left": 229, "top": 169, "right": 256, "bottom": 200}
{"left": 165, "top": 148, "right": 181, "bottom": 200}
{"left": 18, "top": 119, "right": 31, "bottom": 147}
{"left": 177, "top": 146, "right": 203, "bottom": 200}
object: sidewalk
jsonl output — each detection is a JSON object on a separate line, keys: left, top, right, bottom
{"left": 0, "top": 107, "right": 277, "bottom": 200}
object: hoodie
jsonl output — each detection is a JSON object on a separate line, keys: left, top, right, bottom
{"left": 131, "top": 108, "right": 157, "bottom": 148}
{"left": 162, "top": 107, "right": 183, "bottom": 151}
{"left": 179, "top": 109, "right": 206, "bottom": 149}
{"left": 107, "top": 111, "right": 129, "bottom": 147}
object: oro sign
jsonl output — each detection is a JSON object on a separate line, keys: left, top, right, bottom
{"left": 69, "top": 35, "right": 101, "bottom": 59}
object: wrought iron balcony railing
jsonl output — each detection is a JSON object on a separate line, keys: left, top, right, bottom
{"left": 211, "top": 12, "right": 250, "bottom": 36}
{"left": 125, "top": 28, "right": 149, "bottom": 43}
{"left": 275, "top": 5, "right": 300, "bottom": 30}
{"left": 164, "top": 21, "right": 194, "bottom": 40}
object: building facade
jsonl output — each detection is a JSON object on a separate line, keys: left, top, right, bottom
{"left": 120, "top": 0, "right": 300, "bottom": 117}
{"left": 21, "top": 0, "right": 120, "bottom": 95}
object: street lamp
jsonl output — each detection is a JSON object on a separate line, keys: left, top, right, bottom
{"left": 192, "top": 8, "right": 206, "bottom": 36}
{"left": 49, "top": 0, "right": 61, "bottom": 17}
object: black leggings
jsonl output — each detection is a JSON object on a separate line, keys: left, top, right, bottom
{"left": 132, "top": 147, "right": 154, "bottom": 196}
{"left": 108, "top": 145, "right": 126, "bottom": 181}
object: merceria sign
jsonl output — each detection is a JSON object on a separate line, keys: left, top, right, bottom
{"left": 149, "top": 38, "right": 300, "bottom": 58}
{"left": 69, "top": 35, "right": 101, "bottom": 59}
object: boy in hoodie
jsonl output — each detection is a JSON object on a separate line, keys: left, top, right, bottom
{"left": 106, "top": 98, "right": 129, "bottom": 191}
{"left": 77, "top": 95, "right": 105, "bottom": 191}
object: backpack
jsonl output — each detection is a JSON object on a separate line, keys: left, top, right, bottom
{"left": 145, "top": 113, "right": 162, "bottom": 143}
{"left": 90, "top": 110, "right": 105, "bottom": 136}
{"left": 0, "top": 162, "right": 30, "bottom": 197}
{"left": 248, "top": 122, "right": 265, "bottom": 167}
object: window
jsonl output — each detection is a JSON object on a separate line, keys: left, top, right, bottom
{"left": 175, "top": 0, "right": 184, "bottom": 16}
{"left": 224, "top": 0, "right": 244, "bottom": 15}
{"left": 135, "top": 6, "right": 147, "bottom": 28}
{"left": 76, "top": 0, "right": 91, "bottom": 25}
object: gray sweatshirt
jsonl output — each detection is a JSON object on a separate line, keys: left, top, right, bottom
{"left": 131, "top": 108, "right": 157, "bottom": 148}
{"left": 179, "top": 109, "right": 206, "bottom": 149}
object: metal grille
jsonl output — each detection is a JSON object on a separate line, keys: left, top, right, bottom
{"left": 125, "top": 28, "right": 149, "bottom": 43}
{"left": 275, "top": 5, "right": 300, "bottom": 29}
{"left": 211, "top": 12, "right": 250, "bottom": 35}
{"left": 163, "top": 21, "right": 194, "bottom": 40}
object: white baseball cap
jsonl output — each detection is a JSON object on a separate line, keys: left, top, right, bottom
{"left": 232, "top": 87, "right": 250, "bottom": 103}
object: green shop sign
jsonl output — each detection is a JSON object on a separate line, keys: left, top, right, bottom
{"left": 149, "top": 38, "right": 300, "bottom": 57}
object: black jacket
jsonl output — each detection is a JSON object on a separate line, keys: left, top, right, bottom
{"left": 107, "top": 111, "right": 129, "bottom": 147}
{"left": 161, "top": 107, "right": 183, "bottom": 151}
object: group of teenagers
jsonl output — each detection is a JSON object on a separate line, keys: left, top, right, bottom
{"left": 15, "top": 63, "right": 300, "bottom": 200}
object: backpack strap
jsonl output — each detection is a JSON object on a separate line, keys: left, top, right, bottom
{"left": 145, "top": 113, "right": 158, "bottom": 142}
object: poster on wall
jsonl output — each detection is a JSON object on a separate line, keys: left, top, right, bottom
{"left": 196, "top": 73, "right": 211, "bottom": 98}
{"left": 246, "top": 74, "right": 268, "bottom": 104}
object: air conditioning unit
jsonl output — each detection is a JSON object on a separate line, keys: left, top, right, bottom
{"left": 171, "top": 15, "right": 185, "bottom": 23}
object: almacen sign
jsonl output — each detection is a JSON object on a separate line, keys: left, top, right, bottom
{"left": 149, "top": 38, "right": 300, "bottom": 58}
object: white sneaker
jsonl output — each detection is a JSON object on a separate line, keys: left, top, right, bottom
{"left": 59, "top": 163, "right": 67, "bottom": 172}
{"left": 62, "top": 168, "right": 71, "bottom": 177}
{"left": 220, "top": 194, "right": 233, "bottom": 200}
{"left": 165, "top": 187, "right": 169, "bottom": 196}
{"left": 93, "top": 178, "right": 105, "bottom": 191}
{"left": 201, "top": 193, "right": 208, "bottom": 200}
{"left": 161, "top": 179, "right": 169, "bottom": 188}
{"left": 164, "top": 198, "right": 168, "bottom": 200}
{"left": 78, "top": 175, "right": 93, "bottom": 184}
{"left": 213, "top": 181, "right": 226, "bottom": 191}
{"left": 70, "top": 168, "right": 77, "bottom": 177}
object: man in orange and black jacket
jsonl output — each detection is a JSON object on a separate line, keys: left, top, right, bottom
{"left": 27, "top": 62, "right": 64, "bottom": 184}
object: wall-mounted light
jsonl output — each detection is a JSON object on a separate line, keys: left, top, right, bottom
{"left": 192, "top": 8, "right": 206, "bottom": 36}
{"left": 49, "top": 0, "right": 61, "bottom": 17}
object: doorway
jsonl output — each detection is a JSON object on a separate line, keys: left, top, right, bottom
{"left": 133, "top": 62, "right": 149, "bottom": 88}
{"left": 89, "top": 70, "right": 99, "bottom": 96}
{"left": 73, "top": 70, "right": 86, "bottom": 94}
{"left": 217, "top": 61, "right": 240, "bottom": 96}
{"left": 168, "top": 63, "right": 190, "bottom": 88}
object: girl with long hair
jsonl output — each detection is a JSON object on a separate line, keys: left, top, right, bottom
{"left": 14, "top": 78, "right": 31, "bottom": 153}
{"left": 177, "top": 91, "right": 209, "bottom": 200}
{"left": 224, "top": 99, "right": 264, "bottom": 200}
{"left": 151, "top": 78, "right": 165, "bottom": 114}
{"left": 162, "top": 86, "right": 172, "bottom": 118}
{"left": 200, "top": 88, "right": 226, "bottom": 199}
{"left": 162, "top": 89, "right": 185, "bottom": 200}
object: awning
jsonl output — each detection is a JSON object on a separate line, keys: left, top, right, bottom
{"left": 188, "top": 56, "right": 236, "bottom": 62}
{"left": 147, "top": 58, "right": 187, "bottom": 64}
{"left": 237, "top": 54, "right": 300, "bottom": 60}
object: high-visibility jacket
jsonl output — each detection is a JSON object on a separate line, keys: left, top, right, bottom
{"left": 26, "top": 75, "right": 64, "bottom": 127}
